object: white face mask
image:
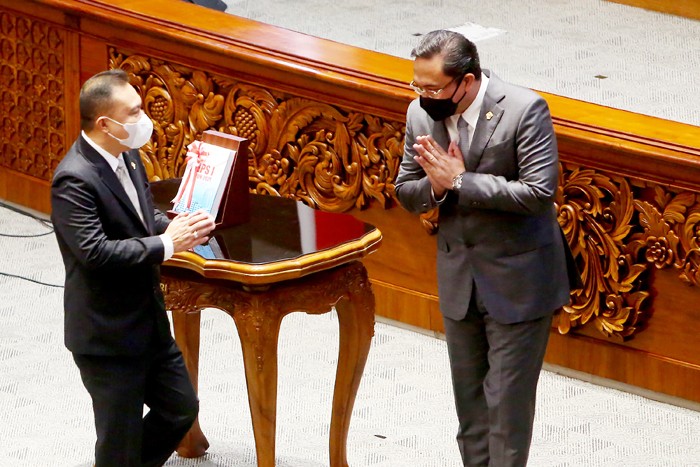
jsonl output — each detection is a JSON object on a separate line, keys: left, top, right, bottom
{"left": 102, "top": 112, "right": 153, "bottom": 149}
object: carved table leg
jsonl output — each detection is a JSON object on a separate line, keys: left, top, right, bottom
{"left": 232, "top": 298, "right": 286, "bottom": 467}
{"left": 163, "top": 260, "right": 376, "bottom": 467}
{"left": 329, "top": 265, "right": 375, "bottom": 467}
{"left": 171, "top": 307, "right": 210, "bottom": 458}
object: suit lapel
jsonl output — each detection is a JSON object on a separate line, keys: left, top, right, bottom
{"left": 77, "top": 137, "right": 149, "bottom": 234}
{"left": 467, "top": 71, "right": 506, "bottom": 171}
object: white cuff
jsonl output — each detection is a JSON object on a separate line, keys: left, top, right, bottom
{"left": 160, "top": 233, "right": 174, "bottom": 261}
{"left": 431, "top": 186, "right": 448, "bottom": 205}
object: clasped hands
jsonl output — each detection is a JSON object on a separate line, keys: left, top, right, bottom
{"left": 165, "top": 209, "right": 216, "bottom": 253}
{"left": 413, "top": 135, "right": 466, "bottom": 199}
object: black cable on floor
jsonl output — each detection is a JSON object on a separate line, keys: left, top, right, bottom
{"left": 0, "top": 231, "right": 55, "bottom": 238}
{"left": 0, "top": 202, "right": 54, "bottom": 236}
{"left": 0, "top": 200, "right": 53, "bottom": 227}
{"left": 0, "top": 202, "right": 61, "bottom": 287}
{"left": 0, "top": 272, "right": 63, "bottom": 288}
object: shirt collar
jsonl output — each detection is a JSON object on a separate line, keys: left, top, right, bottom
{"left": 449, "top": 73, "right": 490, "bottom": 129}
{"left": 82, "top": 130, "right": 122, "bottom": 172}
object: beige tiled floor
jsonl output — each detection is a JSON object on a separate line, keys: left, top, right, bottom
{"left": 1, "top": 197, "right": 700, "bottom": 466}
{"left": 222, "top": 0, "right": 700, "bottom": 127}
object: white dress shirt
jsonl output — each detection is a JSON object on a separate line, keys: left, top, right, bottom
{"left": 446, "top": 73, "right": 490, "bottom": 146}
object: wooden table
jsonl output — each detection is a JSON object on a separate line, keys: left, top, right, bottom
{"left": 152, "top": 181, "right": 382, "bottom": 467}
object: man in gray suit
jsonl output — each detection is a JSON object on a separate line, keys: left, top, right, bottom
{"left": 395, "top": 30, "right": 579, "bottom": 466}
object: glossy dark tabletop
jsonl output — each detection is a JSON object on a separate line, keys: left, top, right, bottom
{"left": 151, "top": 179, "right": 377, "bottom": 265}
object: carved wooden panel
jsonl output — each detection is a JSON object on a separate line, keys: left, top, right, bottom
{"left": 0, "top": 9, "right": 66, "bottom": 179}
{"left": 106, "top": 48, "right": 700, "bottom": 342}
{"left": 393, "top": 162, "right": 700, "bottom": 341}
{"left": 109, "top": 48, "right": 405, "bottom": 213}
{"left": 390, "top": 160, "right": 700, "bottom": 342}
{"left": 557, "top": 162, "right": 700, "bottom": 339}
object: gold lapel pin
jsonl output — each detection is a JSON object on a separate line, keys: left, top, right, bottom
{"left": 130, "top": 161, "right": 136, "bottom": 170}
{"left": 485, "top": 111, "right": 494, "bottom": 121}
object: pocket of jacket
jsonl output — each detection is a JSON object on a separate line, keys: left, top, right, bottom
{"left": 483, "top": 138, "right": 514, "bottom": 157}
{"left": 500, "top": 235, "right": 553, "bottom": 256}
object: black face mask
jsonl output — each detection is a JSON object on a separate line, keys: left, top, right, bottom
{"left": 419, "top": 78, "right": 466, "bottom": 121}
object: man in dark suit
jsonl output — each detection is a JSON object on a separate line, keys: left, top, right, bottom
{"left": 395, "top": 31, "right": 579, "bottom": 466}
{"left": 51, "top": 69, "right": 216, "bottom": 466}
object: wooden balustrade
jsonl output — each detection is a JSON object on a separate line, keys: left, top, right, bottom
{"left": 1, "top": 0, "right": 700, "bottom": 402}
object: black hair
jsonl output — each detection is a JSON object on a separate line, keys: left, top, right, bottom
{"left": 79, "top": 69, "right": 130, "bottom": 131}
{"left": 411, "top": 30, "right": 482, "bottom": 80}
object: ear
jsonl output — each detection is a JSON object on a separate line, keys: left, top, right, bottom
{"left": 463, "top": 73, "right": 476, "bottom": 87}
{"left": 95, "top": 116, "right": 111, "bottom": 134}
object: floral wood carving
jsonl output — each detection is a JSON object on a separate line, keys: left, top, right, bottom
{"left": 556, "top": 165, "right": 649, "bottom": 339}
{"left": 420, "top": 208, "right": 439, "bottom": 234}
{"left": 109, "top": 48, "right": 404, "bottom": 213}
{"left": 108, "top": 49, "right": 700, "bottom": 341}
{"left": 0, "top": 9, "right": 66, "bottom": 179}
{"left": 630, "top": 186, "right": 700, "bottom": 286}
{"left": 556, "top": 163, "right": 700, "bottom": 339}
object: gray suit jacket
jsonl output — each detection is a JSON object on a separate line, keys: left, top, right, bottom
{"left": 395, "top": 71, "right": 575, "bottom": 324}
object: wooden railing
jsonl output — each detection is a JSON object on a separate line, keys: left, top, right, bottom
{"left": 606, "top": 0, "right": 700, "bottom": 21}
{"left": 1, "top": 0, "right": 700, "bottom": 402}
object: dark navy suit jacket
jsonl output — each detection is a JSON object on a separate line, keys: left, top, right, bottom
{"left": 51, "top": 135, "right": 172, "bottom": 355}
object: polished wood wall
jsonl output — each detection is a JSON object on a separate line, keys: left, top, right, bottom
{"left": 1, "top": 0, "right": 700, "bottom": 402}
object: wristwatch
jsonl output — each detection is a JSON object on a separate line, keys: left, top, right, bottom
{"left": 452, "top": 172, "right": 464, "bottom": 191}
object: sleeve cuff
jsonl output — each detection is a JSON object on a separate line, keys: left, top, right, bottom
{"left": 431, "top": 186, "right": 448, "bottom": 205}
{"left": 160, "top": 233, "right": 174, "bottom": 261}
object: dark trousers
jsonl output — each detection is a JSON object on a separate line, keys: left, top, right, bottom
{"left": 73, "top": 338, "right": 199, "bottom": 467}
{"left": 442, "top": 289, "right": 552, "bottom": 467}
